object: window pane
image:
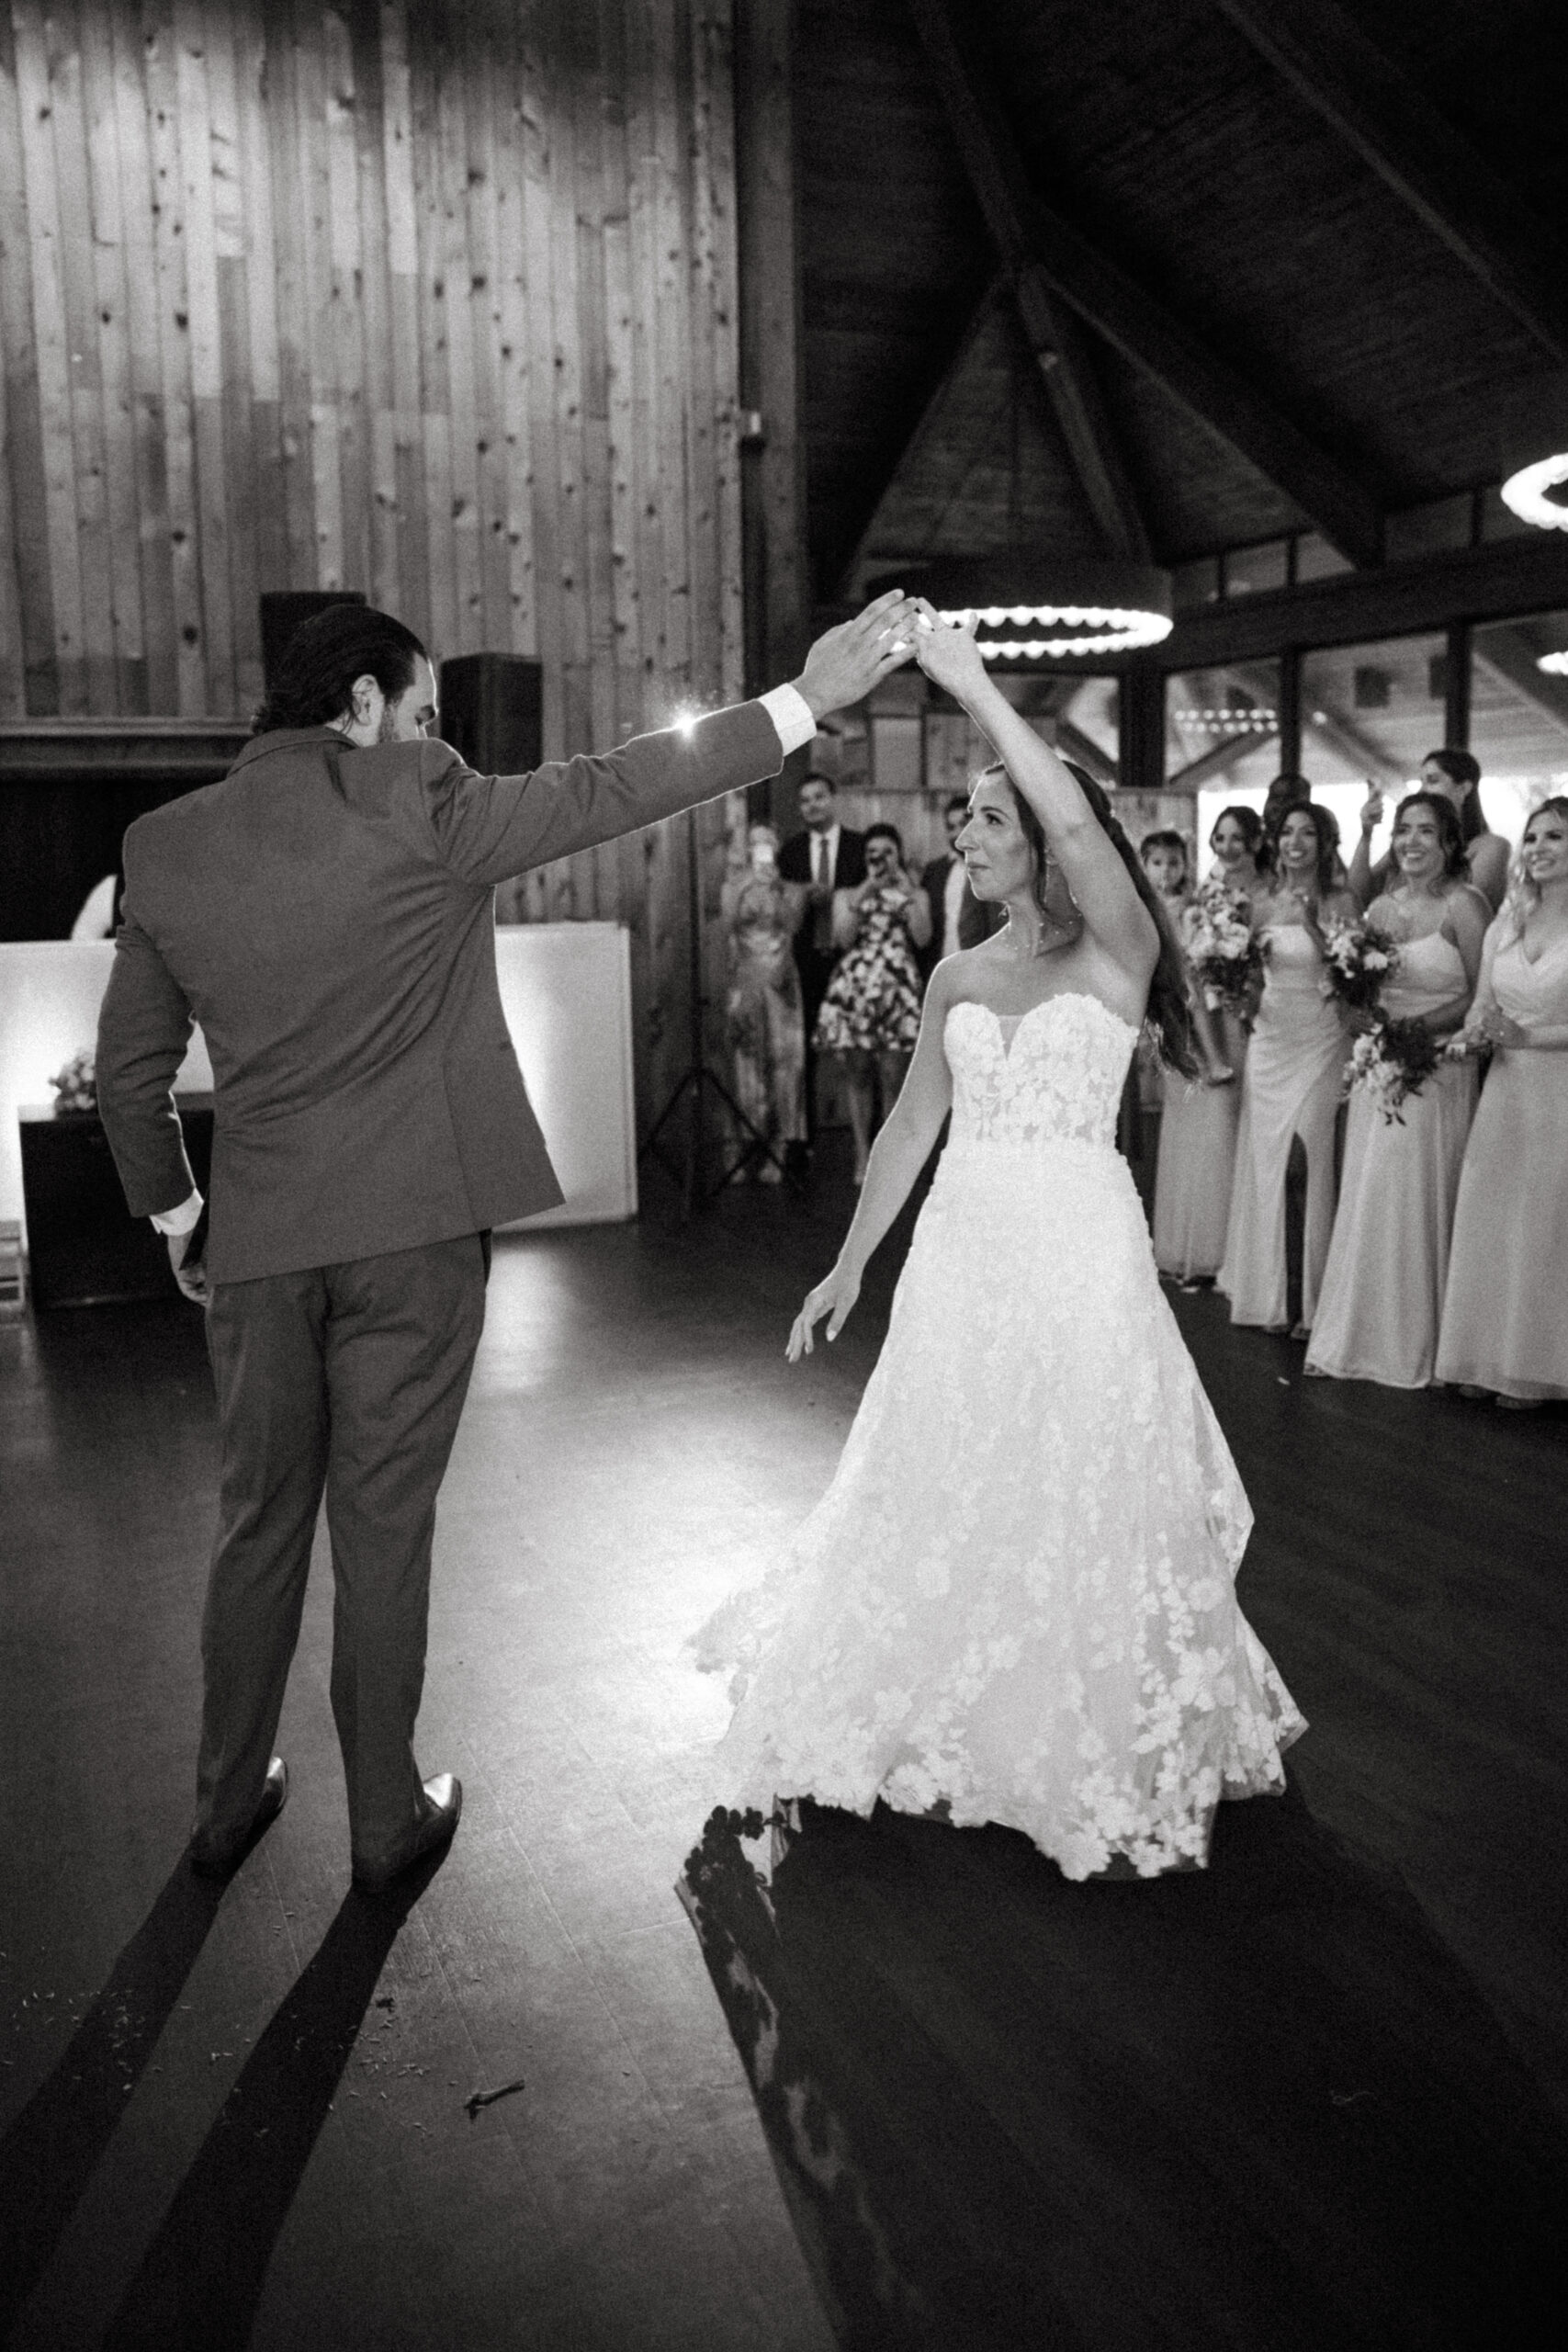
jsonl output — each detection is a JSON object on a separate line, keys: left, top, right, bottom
{"left": 1471, "top": 610, "right": 1568, "bottom": 845}
{"left": 1224, "top": 540, "right": 1288, "bottom": 596}
{"left": 1299, "top": 633, "right": 1444, "bottom": 866}
{"left": 1294, "top": 532, "right": 1353, "bottom": 583}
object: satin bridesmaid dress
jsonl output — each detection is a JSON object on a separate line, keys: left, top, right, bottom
{"left": 1436, "top": 929, "right": 1568, "bottom": 1402}
{"left": 1154, "top": 1008, "right": 1246, "bottom": 1283}
{"left": 1219, "top": 923, "right": 1348, "bottom": 1330}
{"left": 1306, "top": 932, "right": 1477, "bottom": 1388}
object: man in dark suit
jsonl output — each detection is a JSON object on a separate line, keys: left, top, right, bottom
{"left": 919, "top": 792, "right": 1002, "bottom": 979}
{"left": 96, "top": 595, "right": 916, "bottom": 1892}
{"left": 777, "top": 772, "right": 865, "bottom": 1153}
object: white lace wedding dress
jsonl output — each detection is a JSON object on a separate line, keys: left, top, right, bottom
{"left": 696, "top": 992, "right": 1305, "bottom": 1880}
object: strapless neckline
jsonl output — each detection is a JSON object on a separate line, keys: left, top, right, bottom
{"left": 952, "top": 993, "right": 1140, "bottom": 1062}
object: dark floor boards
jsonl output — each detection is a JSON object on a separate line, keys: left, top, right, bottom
{"left": 2, "top": 1157, "right": 1565, "bottom": 2349}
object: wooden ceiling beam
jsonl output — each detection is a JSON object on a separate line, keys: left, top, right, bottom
{"left": 907, "top": 0, "right": 1383, "bottom": 570}
{"left": 829, "top": 276, "right": 1007, "bottom": 596}
{"left": 1213, "top": 0, "right": 1568, "bottom": 366}
{"left": 907, "top": 0, "right": 1152, "bottom": 564}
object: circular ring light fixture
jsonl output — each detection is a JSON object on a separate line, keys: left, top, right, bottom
{"left": 1538, "top": 649, "right": 1568, "bottom": 675}
{"left": 868, "top": 559, "right": 1172, "bottom": 662}
{"left": 1499, "top": 371, "right": 1568, "bottom": 532}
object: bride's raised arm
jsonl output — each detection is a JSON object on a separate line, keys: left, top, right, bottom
{"left": 911, "top": 605, "right": 1158, "bottom": 987}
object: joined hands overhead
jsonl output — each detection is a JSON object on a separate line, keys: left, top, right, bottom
{"left": 792, "top": 590, "right": 922, "bottom": 720}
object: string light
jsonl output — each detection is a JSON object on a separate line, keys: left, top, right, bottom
{"left": 1501, "top": 453, "right": 1568, "bottom": 532}
{"left": 932, "top": 603, "right": 1173, "bottom": 660}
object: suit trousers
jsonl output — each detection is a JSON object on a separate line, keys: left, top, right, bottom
{"left": 197, "top": 1234, "right": 489, "bottom": 1869}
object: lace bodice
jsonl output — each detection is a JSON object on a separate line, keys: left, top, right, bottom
{"left": 944, "top": 994, "right": 1136, "bottom": 1149}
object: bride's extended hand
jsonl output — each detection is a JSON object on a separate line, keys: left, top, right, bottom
{"left": 909, "top": 602, "right": 990, "bottom": 703}
{"left": 787, "top": 1264, "right": 862, "bottom": 1360}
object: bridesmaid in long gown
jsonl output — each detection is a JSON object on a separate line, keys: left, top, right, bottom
{"left": 1154, "top": 807, "right": 1263, "bottom": 1284}
{"left": 1220, "top": 802, "right": 1357, "bottom": 1334}
{"left": 1437, "top": 797, "right": 1568, "bottom": 1407}
{"left": 1306, "top": 794, "right": 1485, "bottom": 1387}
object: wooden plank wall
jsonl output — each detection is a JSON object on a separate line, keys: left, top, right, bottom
{"left": 0, "top": 0, "right": 747, "bottom": 1127}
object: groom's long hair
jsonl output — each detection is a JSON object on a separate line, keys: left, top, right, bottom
{"left": 991, "top": 760, "right": 1199, "bottom": 1077}
{"left": 253, "top": 605, "right": 428, "bottom": 736}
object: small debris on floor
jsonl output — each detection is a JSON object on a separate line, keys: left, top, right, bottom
{"left": 465, "top": 2077, "right": 526, "bottom": 2119}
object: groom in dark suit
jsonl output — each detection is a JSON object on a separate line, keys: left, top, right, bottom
{"left": 96, "top": 595, "right": 915, "bottom": 1891}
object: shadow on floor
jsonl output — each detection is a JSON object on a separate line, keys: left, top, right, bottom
{"left": 681, "top": 1785, "right": 1568, "bottom": 2352}
{"left": 0, "top": 1860, "right": 229, "bottom": 2336}
{"left": 98, "top": 1854, "right": 445, "bottom": 2352}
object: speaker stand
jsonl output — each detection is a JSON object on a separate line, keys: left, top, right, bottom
{"left": 638, "top": 806, "right": 805, "bottom": 1215}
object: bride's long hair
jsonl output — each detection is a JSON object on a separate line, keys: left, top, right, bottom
{"left": 987, "top": 760, "right": 1199, "bottom": 1076}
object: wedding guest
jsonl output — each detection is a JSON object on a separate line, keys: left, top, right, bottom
{"left": 1153, "top": 815, "right": 1257, "bottom": 1286}
{"left": 816, "top": 821, "right": 931, "bottom": 1183}
{"left": 1138, "top": 828, "right": 1190, "bottom": 907}
{"left": 1351, "top": 748, "right": 1511, "bottom": 914}
{"left": 779, "top": 771, "right": 866, "bottom": 1159}
{"left": 1206, "top": 803, "right": 1265, "bottom": 904}
{"left": 723, "top": 823, "right": 808, "bottom": 1182}
{"left": 1307, "top": 793, "right": 1485, "bottom": 1387}
{"left": 1220, "top": 800, "right": 1357, "bottom": 1335}
{"left": 920, "top": 793, "right": 1001, "bottom": 978}
{"left": 1436, "top": 797, "right": 1568, "bottom": 1407}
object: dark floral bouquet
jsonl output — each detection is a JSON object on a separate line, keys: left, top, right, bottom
{"left": 1319, "top": 915, "right": 1398, "bottom": 1016}
{"left": 1344, "top": 1014, "right": 1442, "bottom": 1123}
{"left": 1180, "top": 878, "right": 1267, "bottom": 1020}
{"left": 50, "top": 1048, "right": 97, "bottom": 1114}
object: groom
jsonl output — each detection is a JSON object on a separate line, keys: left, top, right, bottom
{"left": 96, "top": 595, "right": 915, "bottom": 1891}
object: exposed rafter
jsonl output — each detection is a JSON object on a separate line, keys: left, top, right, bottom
{"left": 907, "top": 0, "right": 1151, "bottom": 563}
{"left": 907, "top": 0, "right": 1383, "bottom": 570}
{"left": 1213, "top": 0, "right": 1568, "bottom": 366}
{"left": 832, "top": 277, "right": 1007, "bottom": 595}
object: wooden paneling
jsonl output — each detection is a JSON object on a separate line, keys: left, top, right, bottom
{"left": 0, "top": 0, "right": 747, "bottom": 1126}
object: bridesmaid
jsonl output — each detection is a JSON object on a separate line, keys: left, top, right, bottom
{"left": 1306, "top": 794, "right": 1485, "bottom": 1387}
{"left": 1220, "top": 801, "right": 1357, "bottom": 1335}
{"left": 1153, "top": 808, "right": 1261, "bottom": 1286}
{"left": 1350, "top": 747, "right": 1511, "bottom": 914}
{"left": 1437, "top": 797, "right": 1568, "bottom": 1407}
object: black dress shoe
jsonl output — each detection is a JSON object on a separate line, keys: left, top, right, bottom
{"left": 189, "top": 1757, "right": 288, "bottom": 1878}
{"left": 352, "top": 1773, "right": 463, "bottom": 1894}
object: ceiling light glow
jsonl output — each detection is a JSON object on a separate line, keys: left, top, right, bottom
{"left": 1501, "top": 453, "right": 1568, "bottom": 532}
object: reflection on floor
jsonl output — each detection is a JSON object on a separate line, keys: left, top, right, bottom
{"left": 2, "top": 1165, "right": 1565, "bottom": 2348}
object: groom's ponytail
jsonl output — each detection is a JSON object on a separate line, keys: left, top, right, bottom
{"left": 253, "top": 605, "right": 428, "bottom": 736}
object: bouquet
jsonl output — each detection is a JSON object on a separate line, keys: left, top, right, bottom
{"left": 1179, "top": 879, "right": 1266, "bottom": 1019}
{"left": 1319, "top": 916, "right": 1397, "bottom": 1016}
{"left": 1344, "top": 1015, "right": 1441, "bottom": 1123}
{"left": 50, "top": 1048, "right": 96, "bottom": 1114}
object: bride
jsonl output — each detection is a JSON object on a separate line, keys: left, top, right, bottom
{"left": 696, "top": 608, "right": 1303, "bottom": 1879}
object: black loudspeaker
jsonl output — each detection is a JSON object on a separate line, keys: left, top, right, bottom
{"left": 258, "top": 590, "right": 367, "bottom": 685}
{"left": 438, "top": 653, "right": 544, "bottom": 774}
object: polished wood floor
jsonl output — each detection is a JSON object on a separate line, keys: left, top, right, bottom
{"left": 2, "top": 1150, "right": 1564, "bottom": 2350}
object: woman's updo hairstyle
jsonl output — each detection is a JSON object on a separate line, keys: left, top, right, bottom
{"left": 1390, "top": 790, "right": 1468, "bottom": 883}
{"left": 863, "top": 820, "right": 904, "bottom": 856}
{"left": 985, "top": 760, "right": 1199, "bottom": 1078}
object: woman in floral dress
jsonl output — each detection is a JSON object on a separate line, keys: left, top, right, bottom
{"left": 816, "top": 821, "right": 931, "bottom": 1182}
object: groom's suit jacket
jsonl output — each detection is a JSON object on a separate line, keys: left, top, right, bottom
{"left": 96, "top": 707, "right": 783, "bottom": 1284}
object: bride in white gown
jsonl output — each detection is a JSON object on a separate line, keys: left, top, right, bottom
{"left": 697, "top": 609, "right": 1304, "bottom": 1880}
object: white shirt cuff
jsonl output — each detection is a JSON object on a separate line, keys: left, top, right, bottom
{"left": 759, "top": 682, "right": 818, "bottom": 758}
{"left": 151, "top": 1189, "right": 204, "bottom": 1238}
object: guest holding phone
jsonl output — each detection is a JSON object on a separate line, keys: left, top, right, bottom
{"left": 1306, "top": 793, "right": 1484, "bottom": 1387}
{"left": 815, "top": 821, "right": 931, "bottom": 1183}
{"left": 1437, "top": 797, "right": 1568, "bottom": 1407}
{"left": 1350, "top": 749, "right": 1510, "bottom": 914}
